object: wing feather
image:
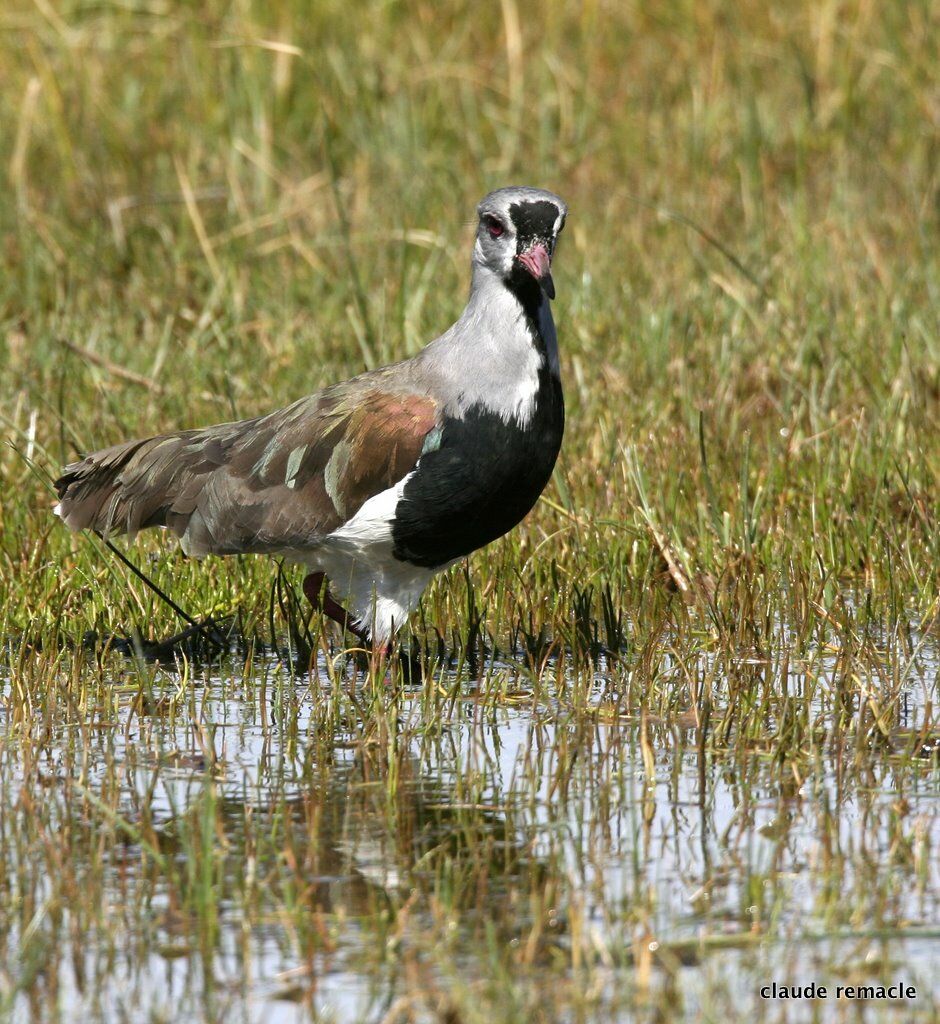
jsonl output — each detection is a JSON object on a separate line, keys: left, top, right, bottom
{"left": 54, "top": 375, "right": 439, "bottom": 557}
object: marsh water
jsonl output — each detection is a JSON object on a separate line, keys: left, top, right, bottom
{"left": 1, "top": 629, "right": 937, "bottom": 1024}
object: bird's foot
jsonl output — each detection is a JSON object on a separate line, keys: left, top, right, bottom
{"left": 92, "top": 617, "right": 229, "bottom": 664}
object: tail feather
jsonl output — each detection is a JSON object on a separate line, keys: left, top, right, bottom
{"left": 53, "top": 429, "right": 229, "bottom": 540}
{"left": 51, "top": 402, "right": 333, "bottom": 556}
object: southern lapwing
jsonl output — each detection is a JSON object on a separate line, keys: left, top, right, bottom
{"left": 54, "top": 186, "right": 568, "bottom": 647}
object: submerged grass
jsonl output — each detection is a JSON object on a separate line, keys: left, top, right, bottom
{"left": 0, "top": 1, "right": 937, "bottom": 1021}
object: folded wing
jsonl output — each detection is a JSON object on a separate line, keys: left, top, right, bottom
{"left": 54, "top": 377, "right": 439, "bottom": 557}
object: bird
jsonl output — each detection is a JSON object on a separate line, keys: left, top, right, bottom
{"left": 54, "top": 186, "right": 569, "bottom": 649}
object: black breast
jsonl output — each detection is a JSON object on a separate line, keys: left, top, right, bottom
{"left": 391, "top": 367, "right": 564, "bottom": 569}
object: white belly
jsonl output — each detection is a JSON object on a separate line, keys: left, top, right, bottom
{"left": 302, "top": 473, "right": 437, "bottom": 643}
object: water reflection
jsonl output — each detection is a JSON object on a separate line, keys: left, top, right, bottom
{"left": 0, "top": 635, "right": 937, "bottom": 1022}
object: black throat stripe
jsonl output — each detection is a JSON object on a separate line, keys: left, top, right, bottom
{"left": 390, "top": 296, "right": 564, "bottom": 569}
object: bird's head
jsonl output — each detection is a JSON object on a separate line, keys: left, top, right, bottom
{"left": 473, "top": 186, "right": 567, "bottom": 301}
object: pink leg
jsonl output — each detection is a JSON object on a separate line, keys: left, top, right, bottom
{"left": 303, "top": 572, "right": 371, "bottom": 643}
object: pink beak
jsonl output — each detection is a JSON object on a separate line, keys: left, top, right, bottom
{"left": 515, "top": 242, "right": 555, "bottom": 299}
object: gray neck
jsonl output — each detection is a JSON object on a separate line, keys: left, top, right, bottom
{"left": 417, "top": 264, "right": 558, "bottom": 426}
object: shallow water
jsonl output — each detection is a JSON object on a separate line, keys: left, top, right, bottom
{"left": 1, "top": 629, "right": 937, "bottom": 1023}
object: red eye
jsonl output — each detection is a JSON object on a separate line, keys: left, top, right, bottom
{"left": 484, "top": 215, "right": 504, "bottom": 238}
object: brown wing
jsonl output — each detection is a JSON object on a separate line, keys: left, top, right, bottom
{"left": 54, "top": 374, "right": 439, "bottom": 557}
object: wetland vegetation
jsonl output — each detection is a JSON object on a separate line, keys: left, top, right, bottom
{"left": 0, "top": 1, "right": 937, "bottom": 1021}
